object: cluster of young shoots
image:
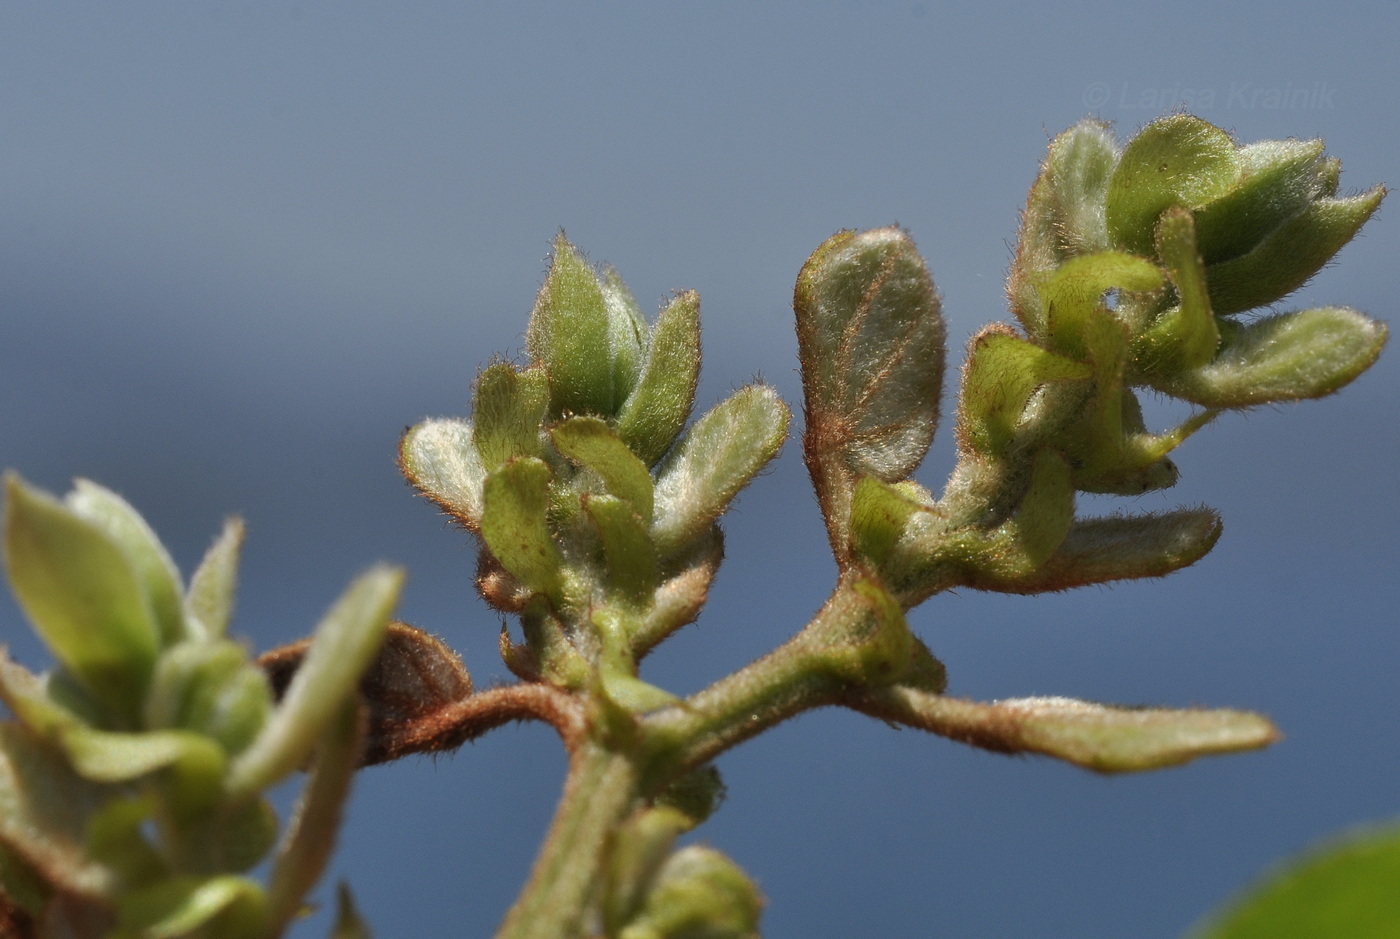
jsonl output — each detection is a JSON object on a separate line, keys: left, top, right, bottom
{"left": 0, "top": 115, "right": 1385, "bottom": 938}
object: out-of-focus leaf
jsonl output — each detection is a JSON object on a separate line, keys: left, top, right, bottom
{"left": 618, "top": 845, "right": 763, "bottom": 939}
{"left": 330, "top": 883, "right": 372, "bottom": 939}
{"left": 117, "top": 874, "right": 266, "bottom": 939}
{"left": 261, "top": 621, "right": 473, "bottom": 767}
{"left": 143, "top": 641, "right": 272, "bottom": 757}
{"left": 66, "top": 480, "right": 187, "bottom": 647}
{"left": 227, "top": 565, "right": 401, "bottom": 799}
{"left": 4, "top": 475, "right": 160, "bottom": 726}
{"left": 398, "top": 418, "right": 487, "bottom": 531}
{"left": 1188, "top": 821, "right": 1400, "bottom": 939}
{"left": 185, "top": 517, "right": 243, "bottom": 640}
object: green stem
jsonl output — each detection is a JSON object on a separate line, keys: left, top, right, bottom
{"left": 494, "top": 739, "right": 640, "bottom": 939}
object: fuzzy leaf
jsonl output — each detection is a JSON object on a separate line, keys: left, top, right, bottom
{"left": 1205, "top": 188, "right": 1385, "bottom": 314}
{"left": 472, "top": 363, "right": 549, "bottom": 471}
{"left": 796, "top": 227, "right": 945, "bottom": 482}
{"left": 651, "top": 386, "right": 788, "bottom": 557}
{"left": 480, "top": 458, "right": 566, "bottom": 600}
{"left": 1191, "top": 138, "right": 1329, "bottom": 264}
{"left": 527, "top": 235, "right": 638, "bottom": 417}
{"left": 585, "top": 495, "right": 660, "bottom": 605}
{"left": 1009, "top": 119, "right": 1119, "bottom": 333}
{"left": 1188, "top": 821, "right": 1400, "bottom": 939}
{"left": 227, "top": 565, "right": 401, "bottom": 799}
{"left": 957, "top": 327, "right": 1092, "bottom": 457}
{"left": 552, "top": 417, "right": 655, "bottom": 521}
{"left": 615, "top": 291, "right": 701, "bottom": 467}
{"left": 1131, "top": 207, "right": 1219, "bottom": 375}
{"left": 1164, "top": 307, "right": 1387, "bottom": 407}
{"left": 859, "top": 689, "right": 1278, "bottom": 773}
{"left": 619, "top": 845, "right": 763, "bottom": 939}
{"left": 4, "top": 474, "right": 160, "bottom": 727}
{"left": 185, "top": 518, "right": 243, "bottom": 640}
{"left": 399, "top": 418, "right": 487, "bottom": 531}
{"left": 1106, "top": 115, "right": 1240, "bottom": 256}
{"left": 66, "top": 480, "right": 187, "bottom": 647}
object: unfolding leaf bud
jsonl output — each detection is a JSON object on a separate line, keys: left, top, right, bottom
{"left": 617, "top": 845, "right": 762, "bottom": 939}
{"left": 145, "top": 641, "right": 273, "bottom": 757}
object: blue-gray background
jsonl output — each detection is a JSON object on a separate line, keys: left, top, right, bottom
{"left": 1, "top": 4, "right": 1395, "bottom": 937}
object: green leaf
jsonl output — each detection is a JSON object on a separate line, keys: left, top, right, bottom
{"left": 956, "top": 327, "right": 1093, "bottom": 458}
{"left": 795, "top": 227, "right": 946, "bottom": 483}
{"left": 472, "top": 363, "right": 550, "bottom": 471}
{"left": 1191, "top": 138, "right": 1329, "bottom": 264}
{"left": 186, "top": 517, "right": 244, "bottom": 639}
{"left": 267, "top": 698, "right": 362, "bottom": 937}
{"left": 585, "top": 495, "right": 660, "bottom": 605}
{"left": 1205, "top": 187, "right": 1385, "bottom": 314}
{"left": 850, "top": 477, "right": 925, "bottom": 569}
{"left": 226, "top": 565, "right": 402, "bottom": 799}
{"left": 601, "top": 265, "right": 647, "bottom": 401}
{"left": 4, "top": 474, "right": 160, "bottom": 726}
{"left": 398, "top": 418, "right": 488, "bottom": 531}
{"left": 66, "top": 480, "right": 188, "bottom": 647}
{"left": 1188, "top": 821, "right": 1400, "bottom": 939}
{"left": 615, "top": 291, "right": 701, "bottom": 467}
{"left": 480, "top": 458, "right": 566, "bottom": 601}
{"left": 651, "top": 385, "right": 789, "bottom": 557}
{"left": 1106, "top": 115, "right": 1240, "bottom": 256}
{"left": 527, "top": 235, "right": 637, "bottom": 418}
{"left": 117, "top": 874, "right": 267, "bottom": 939}
{"left": 144, "top": 641, "right": 273, "bottom": 757}
{"left": 618, "top": 845, "right": 763, "bottom": 939}
{"left": 1038, "top": 251, "right": 1163, "bottom": 361}
{"left": 1163, "top": 307, "right": 1387, "bottom": 407}
{"left": 1010, "top": 119, "right": 1119, "bottom": 333}
{"left": 1131, "top": 208, "right": 1219, "bottom": 375}
{"left": 552, "top": 416, "right": 655, "bottom": 521}
{"left": 0, "top": 723, "right": 118, "bottom": 900}
{"left": 85, "top": 796, "right": 166, "bottom": 887}
{"left": 860, "top": 689, "right": 1278, "bottom": 773}
{"left": 602, "top": 806, "right": 691, "bottom": 936}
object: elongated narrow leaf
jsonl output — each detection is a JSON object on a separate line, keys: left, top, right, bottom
{"left": 267, "top": 698, "right": 362, "bottom": 936}
{"left": 227, "top": 565, "right": 402, "bottom": 799}
{"left": 1131, "top": 207, "right": 1219, "bottom": 375}
{"left": 330, "top": 883, "right": 373, "bottom": 939}
{"left": 399, "top": 418, "right": 487, "bottom": 531}
{"left": 67, "top": 480, "right": 187, "bottom": 647}
{"left": 552, "top": 417, "right": 654, "bottom": 521}
{"left": 1188, "top": 821, "right": 1400, "bottom": 939}
{"left": 856, "top": 688, "right": 1278, "bottom": 772}
{"left": 1163, "top": 307, "right": 1387, "bottom": 407}
{"left": 616, "top": 291, "right": 701, "bottom": 466}
{"left": 651, "top": 386, "right": 788, "bottom": 557}
{"left": 4, "top": 474, "right": 159, "bottom": 726}
{"left": 480, "top": 458, "right": 565, "bottom": 600}
{"left": 185, "top": 518, "right": 243, "bottom": 639}
{"left": 1206, "top": 188, "right": 1384, "bottom": 315}
{"left": 1191, "top": 138, "right": 1329, "bottom": 263}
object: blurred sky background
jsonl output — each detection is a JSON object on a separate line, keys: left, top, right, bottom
{"left": 1, "top": 4, "right": 1396, "bottom": 937}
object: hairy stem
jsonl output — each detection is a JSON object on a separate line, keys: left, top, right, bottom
{"left": 494, "top": 739, "right": 640, "bottom": 939}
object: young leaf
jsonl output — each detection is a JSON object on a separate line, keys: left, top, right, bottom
{"left": 3, "top": 474, "right": 160, "bottom": 726}
{"left": 584, "top": 495, "right": 660, "bottom": 605}
{"left": 226, "top": 565, "right": 402, "bottom": 799}
{"left": 480, "top": 458, "right": 566, "bottom": 601}
{"left": 650, "top": 385, "right": 789, "bottom": 557}
{"left": 1191, "top": 138, "right": 1329, "bottom": 264}
{"left": 615, "top": 291, "right": 701, "bottom": 467}
{"left": 552, "top": 417, "right": 655, "bottom": 521}
{"left": 66, "top": 480, "right": 188, "bottom": 647}
{"left": 185, "top": 517, "right": 244, "bottom": 640}
{"left": 330, "top": 883, "right": 373, "bottom": 939}
{"left": 617, "top": 845, "right": 763, "bottom": 939}
{"left": 527, "top": 235, "right": 640, "bottom": 418}
{"left": 1105, "top": 115, "right": 1240, "bottom": 256}
{"left": 399, "top": 418, "right": 488, "bottom": 531}
{"left": 1162, "top": 307, "right": 1387, "bottom": 407}
{"left": 472, "top": 363, "right": 549, "bottom": 471}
